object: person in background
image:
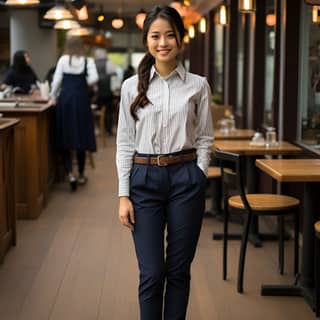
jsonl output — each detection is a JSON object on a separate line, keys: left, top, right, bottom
{"left": 94, "top": 48, "right": 117, "bottom": 136}
{"left": 116, "top": 5, "right": 213, "bottom": 320}
{"left": 122, "top": 64, "right": 135, "bottom": 82}
{"left": 49, "top": 36, "right": 98, "bottom": 191}
{"left": 0, "top": 50, "right": 38, "bottom": 94}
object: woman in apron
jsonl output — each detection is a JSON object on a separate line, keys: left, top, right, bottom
{"left": 50, "top": 37, "right": 98, "bottom": 191}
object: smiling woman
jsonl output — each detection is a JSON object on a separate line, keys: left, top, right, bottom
{"left": 116, "top": 4, "right": 213, "bottom": 320}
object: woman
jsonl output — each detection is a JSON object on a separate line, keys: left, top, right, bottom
{"left": 1, "top": 50, "right": 38, "bottom": 94}
{"left": 50, "top": 37, "right": 98, "bottom": 191}
{"left": 116, "top": 5, "right": 213, "bottom": 320}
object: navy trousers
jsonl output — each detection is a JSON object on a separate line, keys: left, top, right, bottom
{"left": 130, "top": 157, "right": 206, "bottom": 320}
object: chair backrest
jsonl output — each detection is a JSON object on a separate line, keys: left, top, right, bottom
{"left": 215, "top": 149, "right": 251, "bottom": 212}
{"left": 210, "top": 104, "right": 233, "bottom": 129}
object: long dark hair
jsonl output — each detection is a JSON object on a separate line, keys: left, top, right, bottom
{"left": 130, "top": 5, "right": 185, "bottom": 120}
{"left": 12, "top": 50, "right": 29, "bottom": 74}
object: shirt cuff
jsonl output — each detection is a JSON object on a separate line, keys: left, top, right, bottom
{"left": 118, "top": 178, "right": 130, "bottom": 197}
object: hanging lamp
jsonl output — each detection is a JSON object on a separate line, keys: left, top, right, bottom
{"left": 44, "top": 4, "right": 73, "bottom": 20}
{"left": 54, "top": 19, "right": 80, "bottom": 30}
{"left": 217, "top": 4, "right": 228, "bottom": 26}
{"left": 136, "top": 9, "right": 146, "bottom": 29}
{"left": 5, "top": 0, "right": 39, "bottom": 5}
{"left": 239, "top": 0, "right": 256, "bottom": 13}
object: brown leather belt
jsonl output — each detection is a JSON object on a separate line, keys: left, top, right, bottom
{"left": 134, "top": 151, "right": 197, "bottom": 167}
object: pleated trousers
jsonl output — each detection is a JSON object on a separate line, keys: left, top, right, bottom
{"left": 130, "top": 155, "right": 206, "bottom": 320}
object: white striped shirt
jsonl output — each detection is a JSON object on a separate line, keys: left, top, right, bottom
{"left": 116, "top": 63, "right": 214, "bottom": 197}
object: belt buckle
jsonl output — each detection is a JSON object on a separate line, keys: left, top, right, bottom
{"left": 157, "top": 155, "right": 168, "bottom": 166}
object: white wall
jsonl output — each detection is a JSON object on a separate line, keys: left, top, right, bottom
{"left": 10, "top": 9, "right": 57, "bottom": 80}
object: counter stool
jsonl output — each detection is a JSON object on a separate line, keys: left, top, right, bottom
{"left": 215, "top": 149, "right": 300, "bottom": 293}
{"left": 205, "top": 166, "right": 222, "bottom": 217}
{"left": 315, "top": 221, "right": 320, "bottom": 318}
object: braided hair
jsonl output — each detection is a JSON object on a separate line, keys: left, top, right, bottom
{"left": 130, "top": 5, "right": 185, "bottom": 120}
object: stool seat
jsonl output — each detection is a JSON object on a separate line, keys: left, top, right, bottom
{"left": 315, "top": 221, "right": 320, "bottom": 238}
{"left": 229, "top": 194, "right": 300, "bottom": 211}
{"left": 207, "top": 166, "right": 221, "bottom": 178}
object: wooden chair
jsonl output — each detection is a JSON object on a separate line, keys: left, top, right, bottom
{"left": 215, "top": 149, "right": 300, "bottom": 293}
{"left": 315, "top": 221, "right": 320, "bottom": 318}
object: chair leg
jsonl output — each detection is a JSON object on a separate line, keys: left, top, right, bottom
{"left": 278, "top": 216, "right": 285, "bottom": 275}
{"left": 223, "top": 200, "right": 229, "bottom": 280}
{"left": 294, "top": 209, "right": 300, "bottom": 276}
{"left": 315, "top": 235, "right": 320, "bottom": 317}
{"left": 237, "top": 211, "right": 252, "bottom": 293}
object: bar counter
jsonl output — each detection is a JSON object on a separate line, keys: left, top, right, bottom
{"left": 0, "top": 98, "right": 54, "bottom": 219}
{"left": 0, "top": 118, "right": 19, "bottom": 261}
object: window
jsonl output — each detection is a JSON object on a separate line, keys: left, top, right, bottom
{"left": 299, "top": 4, "right": 320, "bottom": 149}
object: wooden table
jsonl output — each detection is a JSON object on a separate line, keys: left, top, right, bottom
{"left": 212, "top": 140, "right": 302, "bottom": 246}
{"left": 256, "top": 159, "right": 320, "bottom": 310}
{"left": 0, "top": 100, "right": 54, "bottom": 219}
{"left": 0, "top": 118, "right": 20, "bottom": 262}
{"left": 212, "top": 140, "right": 302, "bottom": 155}
{"left": 214, "top": 129, "right": 255, "bottom": 140}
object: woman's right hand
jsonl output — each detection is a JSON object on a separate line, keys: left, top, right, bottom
{"left": 118, "top": 196, "right": 135, "bottom": 231}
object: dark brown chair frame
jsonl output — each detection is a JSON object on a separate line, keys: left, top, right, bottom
{"left": 215, "top": 149, "right": 300, "bottom": 293}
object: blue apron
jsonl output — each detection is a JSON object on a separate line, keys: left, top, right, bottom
{"left": 55, "top": 69, "right": 96, "bottom": 152}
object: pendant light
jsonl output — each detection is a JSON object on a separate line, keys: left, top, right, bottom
{"left": 312, "top": 5, "right": 320, "bottom": 23}
{"left": 188, "top": 25, "right": 195, "bottom": 39}
{"left": 54, "top": 19, "right": 80, "bottom": 30}
{"left": 44, "top": 4, "right": 73, "bottom": 20}
{"left": 217, "top": 4, "right": 228, "bottom": 26}
{"left": 97, "top": 5, "right": 105, "bottom": 23}
{"left": 76, "top": 5, "right": 88, "bottom": 21}
{"left": 136, "top": 9, "right": 146, "bottom": 29}
{"left": 239, "top": 0, "right": 256, "bottom": 13}
{"left": 112, "top": 0, "right": 124, "bottom": 30}
{"left": 199, "top": 17, "right": 206, "bottom": 33}
{"left": 67, "top": 27, "right": 91, "bottom": 36}
{"left": 5, "top": 0, "right": 39, "bottom": 5}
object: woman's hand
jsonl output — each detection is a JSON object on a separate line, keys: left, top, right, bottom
{"left": 118, "top": 196, "right": 135, "bottom": 231}
{"left": 48, "top": 98, "right": 56, "bottom": 106}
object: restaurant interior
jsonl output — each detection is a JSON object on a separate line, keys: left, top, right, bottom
{"left": 0, "top": 0, "right": 319, "bottom": 319}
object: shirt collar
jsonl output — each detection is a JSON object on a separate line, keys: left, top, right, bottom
{"left": 150, "top": 62, "right": 186, "bottom": 81}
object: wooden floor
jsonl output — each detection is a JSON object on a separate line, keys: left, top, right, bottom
{"left": 0, "top": 137, "right": 315, "bottom": 320}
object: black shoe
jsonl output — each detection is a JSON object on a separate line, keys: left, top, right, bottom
{"left": 69, "top": 175, "right": 78, "bottom": 191}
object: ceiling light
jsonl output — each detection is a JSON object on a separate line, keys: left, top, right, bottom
{"left": 97, "top": 5, "right": 105, "bottom": 23}
{"left": 199, "top": 17, "right": 206, "bottom": 33}
{"left": 239, "top": 0, "right": 256, "bottom": 13}
{"left": 312, "top": 5, "right": 320, "bottom": 23}
{"left": 188, "top": 25, "right": 195, "bottom": 39}
{"left": 266, "top": 13, "right": 276, "bottom": 26}
{"left": 54, "top": 19, "right": 80, "bottom": 30}
{"left": 5, "top": 0, "right": 39, "bottom": 5}
{"left": 76, "top": 5, "right": 88, "bottom": 20}
{"left": 136, "top": 9, "right": 146, "bottom": 29}
{"left": 44, "top": 5, "right": 73, "bottom": 20}
{"left": 217, "top": 4, "right": 228, "bottom": 26}
{"left": 67, "top": 27, "right": 91, "bottom": 36}
{"left": 112, "top": 18, "right": 124, "bottom": 29}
